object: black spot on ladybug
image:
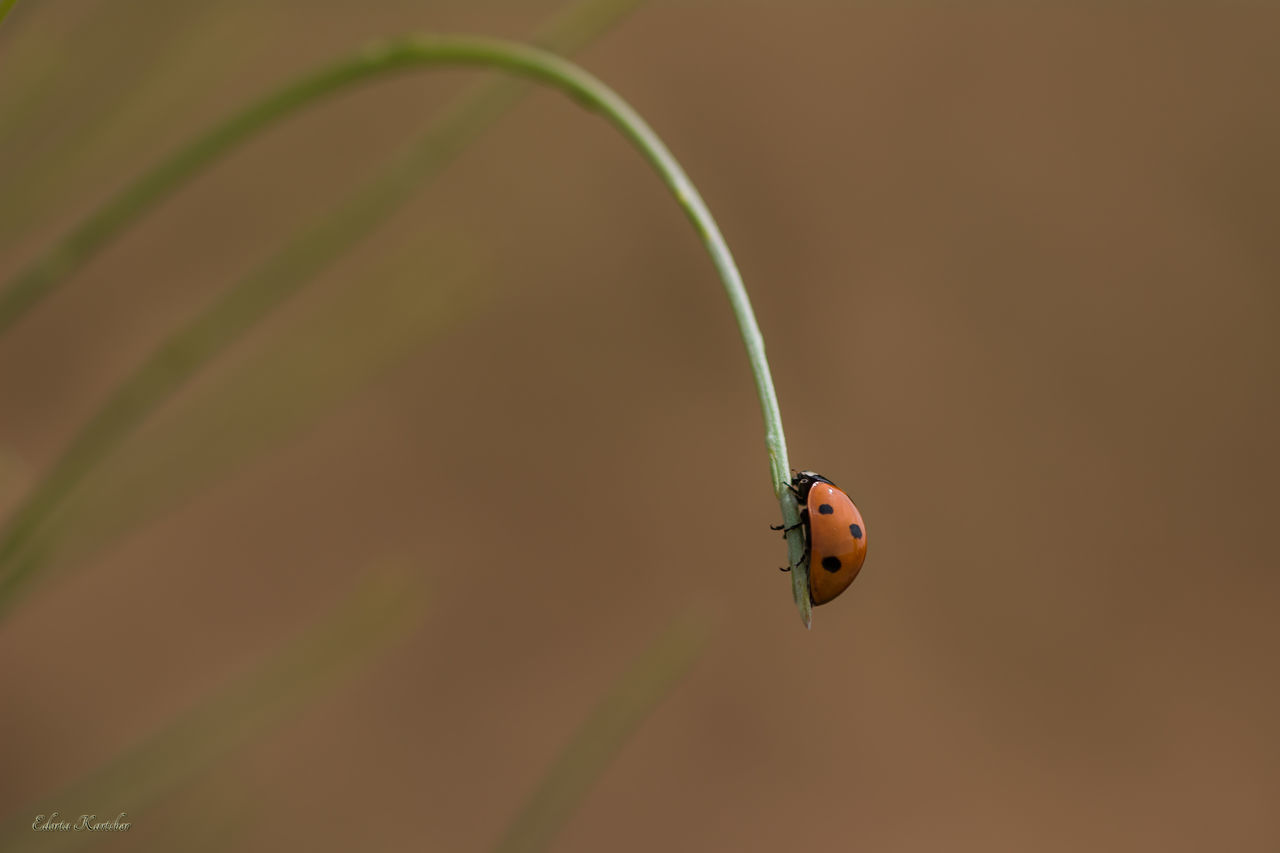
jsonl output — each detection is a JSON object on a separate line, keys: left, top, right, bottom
{"left": 849, "top": 524, "right": 863, "bottom": 539}
{"left": 821, "top": 555, "right": 842, "bottom": 573}
{"left": 818, "top": 504, "right": 834, "bottom": 515}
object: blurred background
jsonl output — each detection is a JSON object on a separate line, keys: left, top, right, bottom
{"left": 1, "top": 1, "right": 1278, "bottom": 850}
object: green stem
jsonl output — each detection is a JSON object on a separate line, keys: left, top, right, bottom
{"left": 0, "top": 0, "right": 633, "bottom": 612}
{"left": 0, "top": 34, "right": 809, "bottom": 625}
{"left": 0, "top": 0, "right": 17, "bottom": 29}
{"left": 0, "top": 563, "right": 427, "bottom": 853}
{"left": 494, "top": 610, "right": 710, "bottom": 853}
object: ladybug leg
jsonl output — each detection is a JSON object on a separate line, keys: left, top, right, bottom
{"left": 771, "top": 504, "right": 807, "bottom": 536}
{"left": 776, "top": 505, "right": 808, "bottom": 572}
{"left": 779, "top": 553, "right": 810, "bottom": 572}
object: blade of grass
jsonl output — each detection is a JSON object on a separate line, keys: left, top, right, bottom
{"left": 0, "top": 28, "right": 809, "bottom": 625}
{"left": 492, "top": 610, "right": 711, "bottom": 853}
{"left": 0, "top": 0, "right": 18, "bottom": 30}
{"left": 43, "top": 239, "right": 482, "bottom": 574}
{"left": 0, "top": 1, "right": 272, "bottom": 247}
{"left": 0, "top": 560, "right": 427, "bottom": 853}
{"left": 0, "top": 2, "right": 642, "bottom": 335}
{"left": 0, "top": 0, "right": 650, "bottom": 614}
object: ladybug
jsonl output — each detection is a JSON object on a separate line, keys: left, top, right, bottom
{"left": 773, "top": 471, "right": 867, "bottom": 605}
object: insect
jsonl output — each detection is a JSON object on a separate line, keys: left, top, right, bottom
{"left": 773, "top": 471, "right": 867, "bottom": 605}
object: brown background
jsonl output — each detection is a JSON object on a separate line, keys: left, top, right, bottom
{"left": 1, "top": 1, "right": 1277, "bottom": 851}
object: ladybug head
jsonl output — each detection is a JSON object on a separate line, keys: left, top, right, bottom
{"left": 791, "top": 470, "right": 836, "bottom": 502}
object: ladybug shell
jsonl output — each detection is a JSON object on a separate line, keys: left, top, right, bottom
{"left": 805, "top": 482, "right": 867, "bottom": 605}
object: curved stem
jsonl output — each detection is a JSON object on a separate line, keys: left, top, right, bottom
{"left": 0, "top": 35, "right": 810, "bottom": 625}
{"left": 0, "top": 0, "right": 17, "bottom": 30}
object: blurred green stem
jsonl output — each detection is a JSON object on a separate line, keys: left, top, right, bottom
{"left": 493, "top": 610, "right": 710, "bottom": 853}
{"left": 0, "top": 33, "right": 808, "bottom": 624}
{"left": 0, "top": 0, "right": 17, "bottom": 29}
{"left": 0, "top": 0, "right": 646, "bottom": 615}
{"left": 0, "top": 562, "right": 426, "bottom": 853}
{"left": 0, "top": 0, "right": 640, "bottom": 613}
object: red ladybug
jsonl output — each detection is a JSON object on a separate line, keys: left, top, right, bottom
{"left": 774, "top": 471, "right": 867, "bottom": 605}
